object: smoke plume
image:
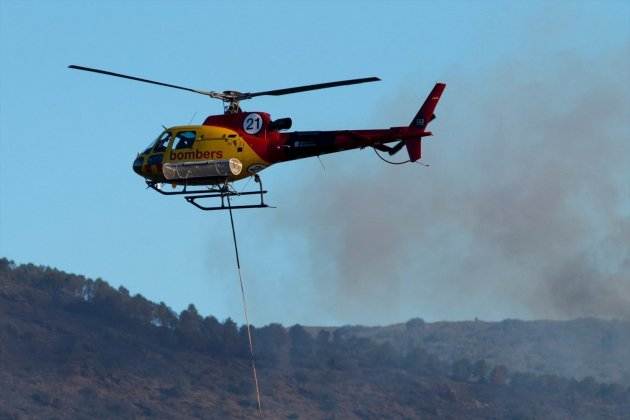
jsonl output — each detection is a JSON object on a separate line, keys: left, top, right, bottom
{"left": 265, "top": 45, "right": 630, "bottom": 324}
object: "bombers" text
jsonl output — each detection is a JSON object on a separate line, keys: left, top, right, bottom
{"left": 170, "top": 150, "right": 224, "bottom": 160}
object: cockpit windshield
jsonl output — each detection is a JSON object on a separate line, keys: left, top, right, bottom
{"left": 143, "top": 131, "right": 171, "bottom": 154}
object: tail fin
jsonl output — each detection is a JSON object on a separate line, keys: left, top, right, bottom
{"left": 406, "top": 82, "right": 446, "bottom": 161}
{"left": 410, "top": 82, "right": 446, "bottom": 128}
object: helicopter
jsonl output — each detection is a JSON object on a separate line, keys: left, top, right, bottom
{"left": 69, "top": 65, "right": 446, "bottom": 211}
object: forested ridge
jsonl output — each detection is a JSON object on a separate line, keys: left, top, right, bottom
{"left": 1, "top": 258, "right": 629, "bottom": 419}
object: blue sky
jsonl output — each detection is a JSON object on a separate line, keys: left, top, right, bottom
{"left": 1, "top": 1, "right": 629, "bottom": 326}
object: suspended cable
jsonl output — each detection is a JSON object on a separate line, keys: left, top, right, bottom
{"left": 227, "top": 194, "right": 263, "bottom": 416}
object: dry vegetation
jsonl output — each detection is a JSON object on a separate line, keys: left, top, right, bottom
{"left": 1, "top": 258, "right": 629, "bottom": 419}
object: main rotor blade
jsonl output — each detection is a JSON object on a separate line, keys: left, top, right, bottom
{"left": 241, "top": 77, "right": 380, "bottom": 99}
{"left": 68, "top": 65, "right": 213, "bottom": 96}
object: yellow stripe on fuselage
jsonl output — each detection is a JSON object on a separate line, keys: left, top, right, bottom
{"left": 142, "top": 125, "right": 269, "bottom": 184}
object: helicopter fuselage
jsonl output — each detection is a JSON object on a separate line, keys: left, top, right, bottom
{"left": 133, "top": 111, "right": 432, "bottom": 186}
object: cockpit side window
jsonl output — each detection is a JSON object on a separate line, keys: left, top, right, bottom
{"left": 173, "top": 131, "right": 196, "bottom": 150}
{"left": 153, "top": 131, "right": 172, "bottom": 153}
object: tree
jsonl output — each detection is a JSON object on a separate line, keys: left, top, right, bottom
{"left": 364, "top": 341, "right": 399, "bottom": 368}
{"left": 405, "top": 318, "right": 425, "bottom": 330}
{"left": 155, "top": 302, "right": 178, "bottom": 329}
{"left": 128, "top": 294, "right": 153, "bottom": 325}
{"left": 403, "top": 347, "right": 443, "bottom": 376}
{"left": 178, "top": 304, "right": 204, "bottom": 350}
{"left": 315, "top": 330, "right": 332, "bottom": 366}
{"left": 89, "top": 279, "right": 127, "bottom": 322}
{"left": 289, "top": 324, "right": 314, "bottom": 366}
{"left": 256, "top": 323, "right": 289, "bottom": 366}
{"left": 472, "top": 359, "right": 489, "bottom": 382}
{"left": 452, "top": 358, "right": 473, "bottom": 382}
{"left": 577, "top": 376, "right": 598, "bottom": 395}
{"left": 222, "top": 318, "right": 241, "bottom": 356}
{"left": 202, "top": 315, "right": 223, "bottom": 354}
{"left": 489, "top": 365, "right": 509, "bottom": 385}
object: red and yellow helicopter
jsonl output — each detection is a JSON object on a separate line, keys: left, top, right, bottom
{"left": 69, "top": 65, "right": 445, "bottom": 211}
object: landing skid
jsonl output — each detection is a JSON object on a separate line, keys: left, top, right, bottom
{"left": 146, "top": 175, "right": 271, "bottom": 211}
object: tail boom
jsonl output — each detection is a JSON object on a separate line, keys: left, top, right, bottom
{"left": 272, "top": 83, "right": 445, "bottom": 163}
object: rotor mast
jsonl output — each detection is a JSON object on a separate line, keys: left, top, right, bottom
{"left": 220, "top": 91, "right": 243, "bottom": 114}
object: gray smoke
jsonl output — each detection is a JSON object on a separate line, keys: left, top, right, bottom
{"left": 265, "top": 45, "right": 630, "bottom": 324}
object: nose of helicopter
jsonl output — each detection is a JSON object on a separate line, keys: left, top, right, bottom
{"left": 132, "top": 155, "right": 144, "bottom": 175}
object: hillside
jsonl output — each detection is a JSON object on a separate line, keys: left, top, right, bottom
{"left": 322, "top": 316, "right": 630, "bottom": 386}
{"left": 1, "top": 258, "right": 629, "bottom": 419}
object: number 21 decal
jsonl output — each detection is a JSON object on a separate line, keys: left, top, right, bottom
{"left": 243, "top": 113, "right": 263, "bottom": 134}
